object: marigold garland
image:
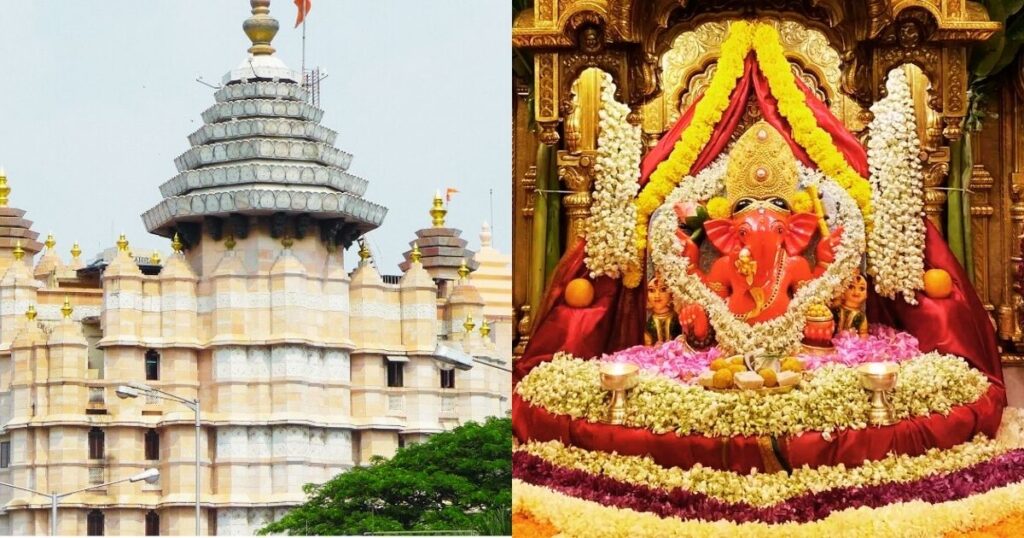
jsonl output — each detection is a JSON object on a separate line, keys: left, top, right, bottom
{"left": 751, "top": 24, "right": 873, "bottom": 226}
{"left": 624, "top": 20, "right": 753, "bottom": 287}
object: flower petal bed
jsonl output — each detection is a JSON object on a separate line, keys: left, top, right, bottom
{"left": 517, "top": 352, "right": 989, "bottom": 437}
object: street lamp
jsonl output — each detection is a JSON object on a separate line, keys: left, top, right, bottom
{"left": 0, "top": 467, "right": 159, "bottom": 536}
{"left": 117, "top": 382, "right": 201, "bottom": 535}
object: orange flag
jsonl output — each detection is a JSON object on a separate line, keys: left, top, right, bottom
{"left": 445, "top": 188, "right": 460, "bottom": 203}
{"left": 294, "top": 0, "right": 311, "bottom": 28}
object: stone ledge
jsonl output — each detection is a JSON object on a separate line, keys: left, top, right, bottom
{"left": 214, "top": 81, "right": 308, "bottom": 104}
{"left": 200, "top": 99, "right": 323, "bottom": 125}
{"left": 187, "top": 118, "right": 337, "bottom": 147}
{"left": 159, "top": 162, "right": 366, "bottom": 198}
{"left": 174, "top": 138, "right": 352, "bottom": 172}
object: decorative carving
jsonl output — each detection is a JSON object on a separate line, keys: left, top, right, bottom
{"left": 536, "top": 53, "right": 559, "bottom": 121}
{"left": 523, "top": 165, "right": 538, "bottom": 218}
{"left": 577, "top": 24, "right": 605, "bottom": 54}
{"left": 513, "top": 305, "right": 532, "bottom": 360}
{"left": 969, "top": 165, "right": 994, "bottom": 311}
{"left": 538, "top": 121, "right": 561, "bottom": 145}
{"left": 557, "top": 152, "right": 596, "bottom": 249}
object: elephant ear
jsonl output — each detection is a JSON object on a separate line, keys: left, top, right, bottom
{"left": 704, "top": 219, "right": 738, "bottom": 254}
{"left": 785, "top": 212, "right": 820, "bottom": 255}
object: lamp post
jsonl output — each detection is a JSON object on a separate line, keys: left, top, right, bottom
{"left": 117, "top": 383, "right": 201, "bottom": 535}
{"left": 0, "top": 467, "right": 159, "bottom": 536}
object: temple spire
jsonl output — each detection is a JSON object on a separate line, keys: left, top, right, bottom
{"left": 243, "top": 0, "right": 279, "bottom": 56}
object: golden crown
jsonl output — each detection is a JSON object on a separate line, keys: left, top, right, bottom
{"left": 724, "top": 121, "right": 799, "bottom": 210}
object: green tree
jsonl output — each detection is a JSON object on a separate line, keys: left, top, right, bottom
{"left": 258, "top": 417, "right": 512, "bottom": 536}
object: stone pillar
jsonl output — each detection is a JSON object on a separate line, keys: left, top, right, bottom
{"left": 321, "top": 251, "right": 352, "bottom": 348}
{"left": 0, "top": 257, "right": 40, "bottom": 347}
{"left": 209, "top": 250, "right": 247, "bottom": 344}
{"left": 349, "top": 258, "right": 386, "bottom": 350}
{"left": 159, "top": 252, "right": 200, "bottom": 346}
{"left": 399, "top": 256, "right": 437, "bottom": 354}
{"left": 99, "top": 248, "right": 144, "bottom": 344}
{"left": 269, "top": 244, "right": 309, "bottom": 341}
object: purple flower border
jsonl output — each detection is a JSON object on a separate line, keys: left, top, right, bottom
{"left": 513, "top": 449, "right": 1024, "bottom": 524}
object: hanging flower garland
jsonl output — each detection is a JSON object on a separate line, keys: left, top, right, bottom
{"left": 866, "top": 68, "right": 926, "bottom": 304}
{"left": 624, "top": 20, "right": 753, "bottom": 287}
{"left": 649, "top": 163, "right": 865, "bottom": 356}
{"left": 584, "top": 72, "right": 643, "bottom": 279}
{"left": 751, "top": 24, "right": 874, "bottom": 225}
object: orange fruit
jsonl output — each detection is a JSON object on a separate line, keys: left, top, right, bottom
{"left": 709, "top": 359, "right": 729, "bottom": 371}
{"left": 728, "top": 364, "right": 746, "bottom": 374}
{"left": 564, "top": 278, "right": 595, "bottom": 308}
{"left": 758, "top": 368, "right": 778, "bottom": 387}
{"left": 923, "top": 269, "right": 953, "bottom": 299}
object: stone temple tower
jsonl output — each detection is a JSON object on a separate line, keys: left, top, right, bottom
{"left": 0, "top": 2, "right": 509, "bottom": 535}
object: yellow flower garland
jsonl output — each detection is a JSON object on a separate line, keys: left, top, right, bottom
{"left": 624, "top": 20, "right": 753, "bottom": 287}
{"left": 624, "top": 22, "right": 875, "bottom": 288}
{"left": 751, "top": 24, "right": 873, "bottom": 225}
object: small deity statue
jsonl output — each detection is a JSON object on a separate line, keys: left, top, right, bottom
{"left": 644, "top": 273, "right": 682, "bottom": 346}
{"left": 834, "top": 270, "right": 869, "bottom": 337}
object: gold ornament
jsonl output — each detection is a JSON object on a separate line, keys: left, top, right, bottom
{"left": 410, "top": 242, "right": 422, "bottom": 264}
{"left": 12, "top": 241, "right": 24, "bottom": 261}
{"left": 430, "top": 191, "right": 447, "bottom": 228}
{"left": 0, "top": 167, "right": 9, "bottom": 208}
{"left": 457, "top": 258, "right": 470, "bottom": 281}
{"left": 463, "top": 314, "right": 476, "bottom": 333}
{"left": 60, "top": 296, "right": 73, "bottom": 320}
{"left": 724, "top": 121, "right": 799, "bottom": 210}
{"left": 44, "top": 233, "right": 55, "bottom": 250}
{"left": 225, "top": 235, "right": 237, "bottom": 250}
{"left": 71, "top": 242, "right": 82, "bottom": 260}
{"left": 150, "top": 250, "right": 161, "bottom": 265}
{"left": 116, "top": 234, "right": 129, "bottom": 253}
{"left": 243, "top": 0, "right": 278, "bottom": 56}
{"left": 25, "top": 305, "right": 36, "bottom": 321}
{"left": 281, "top": 236, "right": 293, "bottom": 249}
{"left": 171, "top": 232, "right": 184, "bottom": 253}
{"left": 358, "top": 240, "right": 371, "bottom": 261}
{"left": 480, "top": 319, "right": 491, "bottom": 338}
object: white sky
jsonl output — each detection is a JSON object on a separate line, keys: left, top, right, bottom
{"left": 0, "top": 0, "right": 510, "bottom": 272}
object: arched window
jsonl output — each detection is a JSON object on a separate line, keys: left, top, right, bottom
{"left": 145, "top": 429, "right": 160, "bottom": 461}
{"left": 88, "top": 428, "right": 104, "bottom": 460}
{"left": 145, "top": 510, "right": 160, "bottom": 536}
{"left": 145, "top": 349, "right": 160, "bottom": 381}
{"left": 86, "top": 509, "right": 104, "bottom": 536}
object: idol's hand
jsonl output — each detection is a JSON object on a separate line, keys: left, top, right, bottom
{"left": 815, "top": 226, "right": 843, "bottom": 264}
{"left": 678, "top": 303, "right": 709, "bottom": 340}
{"left": 675, "top": 229, "right": 700, "bottom": 267}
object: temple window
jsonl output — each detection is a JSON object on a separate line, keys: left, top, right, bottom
{"left": 0, "top": 441, "right": 9, "bottom": 468}
{"left": 145, "top": 429, "right": 159, "bottom": 461}
{"left": 86, "top": 509, "right": 104, "bottom": 536}
{"left": 440, "top": 369, "right": 455, "bottom": 389}
{"left": 386, "top": 360, "right": 405, "bottom": 388}
{"left": 145, "top": 510, "right": 160, "bottom": 536}
{"left": 145, "top": 349, "right": 160, "bottom": 381}
{"left": 88, "top": 427, "right": 105, "bottom": 460}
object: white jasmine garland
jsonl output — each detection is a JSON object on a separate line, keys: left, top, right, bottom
{"left": 516, "top": 352, "right": 989, "bottom": 438}
{"left": 866, "top": 68, "right": 926, "bottom": 304}
{"left": 584, "top": 72, "right": 642, "bottom": 278}
{"left": 648, "top": 164, "right": 865, "bottom": 356}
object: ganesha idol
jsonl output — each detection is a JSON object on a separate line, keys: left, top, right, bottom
{"left": 672, "top": 124, "right": 842, "bottom": 339}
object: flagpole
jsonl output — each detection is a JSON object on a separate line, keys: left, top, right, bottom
{"left": 301, "top": 4, "right": 307, "bottom": 86}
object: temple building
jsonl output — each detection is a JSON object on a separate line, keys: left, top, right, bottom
{"left": 0, "top": 2, "right": 510, "bottom": 535}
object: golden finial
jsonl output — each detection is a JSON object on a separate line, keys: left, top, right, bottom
{"left": 171, "top": 232, "right": 184, "bottom": 253}
{"left": 150, "top": 250, "right": 162, "bottom": 265}
{"left": 44, "top": 233, "right": 55, "bottom": 250}
{"left": 225, "top": 235, "right": 237, "bottom": 250}
{"left": 358, "top": 240, "right": 371, "bottom": 262}
{"left": 71, "top": 242, "right": 82, "bottom": 260}
{"left": 0, "top": 166, "right": 10, "bottom": 208}
{"left": 60, "top": 296, "right": 73, "bottom": 320}
{"left": 25, "top": 305, "right": 36, "bottom": 321}
{"left": 480, "top": 318, "right": 491, "bottom": 338}
{"left": 463, "top": 314, "right": 475, "bottom": 333}
{"left": 281, "top": 235, "right": 294, "bottom": 249}
{"left": 243, "top": 0, "right": 279, "bottom": 56}
{"left": 457, "top": 258, "right": 470, "bottom": 281}
{"left": 410, "top": 242, "right": 422, "bottom": 264}
{"left": 116, "top": 234, "right": 129, "bottom": 253}
{"left": 430, "top": 191, "right": 447, "bottom": 228}
{"left": 12, "top": 241, "right": 24, "bottom": 261}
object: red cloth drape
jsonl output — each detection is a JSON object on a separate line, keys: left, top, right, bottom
{"left": 514, "top": 52, "right": 1005, "bottom": 465}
